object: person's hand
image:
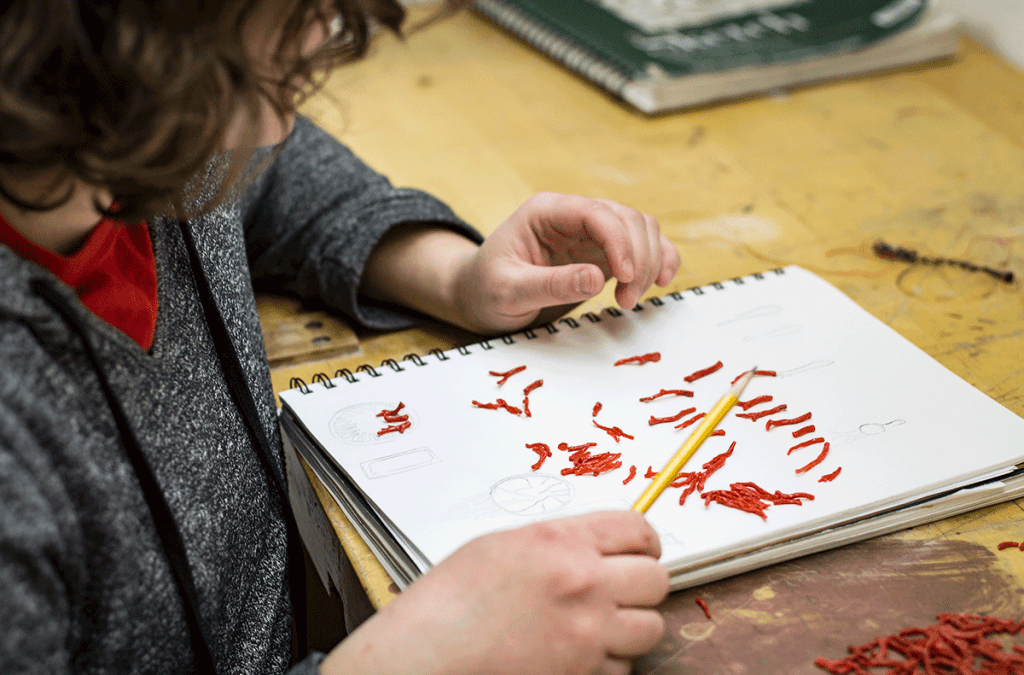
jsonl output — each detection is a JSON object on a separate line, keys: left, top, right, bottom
{"left": 360, "top": 192, "right": 680, "bottom": 335}
{"left": 320, "top": 510, "right": 669, "bottom": 675}
{"left": 452, "top": 192, "right": 680, "bottom": 333}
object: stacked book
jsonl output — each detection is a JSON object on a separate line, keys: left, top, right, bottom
{"left": 472, "top": 0, "right": 959, "bottom": 113}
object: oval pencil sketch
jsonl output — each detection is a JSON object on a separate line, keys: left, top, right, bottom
{"left": 329, "top": 401, "right": 417, "bottom": 446}
{"left": 490, "top": 474, "right": 574, "bottom": 516}
{"left": 743, "top": 323, "right": 802, "bottom": 341}
{"left": 717, "top": 304, "right": 782, "bottom": 326}
{"left": 831, "top": 420, "right": 906, "bottom": 447}
{"left": 779, "top": 360, "right": 834, "bottom": 377}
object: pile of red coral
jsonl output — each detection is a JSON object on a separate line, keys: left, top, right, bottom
{"left": 815, "top": 613, "right": 1024, "bottom": 674}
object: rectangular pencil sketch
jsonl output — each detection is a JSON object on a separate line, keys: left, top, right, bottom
{"left": 361, "top": 448, "right": 440, "bottom": 479}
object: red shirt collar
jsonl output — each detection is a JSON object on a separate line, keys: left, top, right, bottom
{"left": 0, "top": 210, "right": 159, "bottom": 351}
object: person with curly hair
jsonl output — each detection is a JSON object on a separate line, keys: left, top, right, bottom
{"left": 0, "top": 1, "right": 679, "bottom": 674}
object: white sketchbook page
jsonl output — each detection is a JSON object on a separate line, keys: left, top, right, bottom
{"left": 279, "top": 266, "right": 1024, "bottom": 572}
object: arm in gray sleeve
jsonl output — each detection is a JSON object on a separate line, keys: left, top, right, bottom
{"left": 241, "top": 116, "right": 483, "bottom": 330}
{"left": 0, "top": 415, "right": 76, "bottom": 675}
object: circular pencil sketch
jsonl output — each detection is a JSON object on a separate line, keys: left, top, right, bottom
{"left": 490, "top": 474, "right": 574, "bottom": 516}
{"left": 329, "top": 402, "right": 417, "bottom": 446}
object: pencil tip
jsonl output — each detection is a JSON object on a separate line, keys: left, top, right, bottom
{"left": 733, "top": 367, "right": 758, "bottom": 392}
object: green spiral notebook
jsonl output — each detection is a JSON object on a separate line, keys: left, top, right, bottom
{"left": 472, "top": 0, "right": 959, "bottom": 113}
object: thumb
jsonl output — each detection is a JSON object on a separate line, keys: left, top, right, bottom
{"left": 511, "top": 262, "right": 606, "bottom": 310}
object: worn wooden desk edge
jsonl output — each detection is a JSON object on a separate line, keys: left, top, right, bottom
{"left": 292, "top": 451, "right": 399, "bottom": 608}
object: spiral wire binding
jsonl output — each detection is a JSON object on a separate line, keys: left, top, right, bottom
{"left": 381, "top": 359, "right": 404, "bottom": 373}
{"left": 288, "top": 268, "right": 787, "bottom": 393}
{"left": 356, "top": 364, "right": 381, "bottom": 377}
{"left": 471, "top": 0, "right": 631, "bottom": 100}
{"left": 403, "top": 353, "right": 427, "bottom": 366}
{"left": 311, "top": 372, "right": 335, "bottom": 388}
{"left": 289, "top": 377, "right": 311, "bottom": 394}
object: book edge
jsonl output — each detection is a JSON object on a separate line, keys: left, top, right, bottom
{"left": 668, "top": 470, "right": 1024, "bottom": 590}
{"left": 624, "top": 10, "right": 961, "bottom": 112}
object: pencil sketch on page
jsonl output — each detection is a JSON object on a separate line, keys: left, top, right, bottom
{"left": 329, "top": 402, "right": 417, "bottom": 446}
{"left": 779, "top": 360, "right": 834, "bottom": 377}
{"left": 743, "top": 324, "right": 802, "bottom": 341}
{"left": 717, "top": 304, "right": 782, "bottom": 326}
{"left": 490, "top": 474, "right": 574, "bottom": 515}
{"left": 832, "top": 419, "right": 906, "bottom": 447}
{"left": 360, "top": 448, "right": 440, "bottom": 478}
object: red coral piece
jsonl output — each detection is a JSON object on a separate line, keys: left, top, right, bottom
{"left": 614, "top": 352, "right": 661, "bottom": 366}
{"left": 684, "top": 360, "right": 723, "bottom": 383}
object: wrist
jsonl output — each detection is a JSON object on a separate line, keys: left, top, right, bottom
{"left": 317, "top": 587, "right": 466, "bottom": 675}
{"left": 361, "top": 224, "right": 481, "bottom": 330}
{"left": 433, "top": 232, "right": 482, "bottom": 331}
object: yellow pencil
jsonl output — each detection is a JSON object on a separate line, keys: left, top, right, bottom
{"left": 632, "top": 367, "right": 758, "bottom": 513}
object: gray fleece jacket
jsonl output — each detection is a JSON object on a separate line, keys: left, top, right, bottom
{"left": 0, "top": 117, "right": 478, "bottom": 675}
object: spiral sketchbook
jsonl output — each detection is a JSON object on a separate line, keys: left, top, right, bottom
{"left": 279, "top": 266, "right": 1024, "bottom": 590}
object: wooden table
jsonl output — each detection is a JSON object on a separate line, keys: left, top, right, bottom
{"left": 259, "top": 7, "right": 1024, "bottom": 671}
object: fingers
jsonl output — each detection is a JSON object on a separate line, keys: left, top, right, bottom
{"left": 601, "top": 557, "right": 667, "bottom": 662}
{"left": 525, "top": 193, "right": 672, "bottom": 298}
{"left": 593, "top": 199, "right": 650, "bottom": 310}
{"left": 577, "top": 509, "right": 663, "bottom": 558}
{"left": 521, "top": 193, "right": 635, "bottom": 280}
{"left": 479, "top": 193, "right": 680, "bottom": 332}
{"left": 596, "top": 656, "right": 633, "bottom": 675}
{"left": 602, "top": 557, "right": 668, "bottom": 665}
{"left": 590, "top": 198, "right": 676, "bottom": 310}
{"left": 603, "top": 555, "right": 670, "bottom": 607}
{"left": 605, "top": 607, "right": 667, "bottom": 659}
{"left": 656, "top": 233, "right": 681, "bottom": 287}
{"left": 505, "top": 261, "right": 608, "bottom": 311}
{"left": 359, "top": 509, "right": 667, "bottom": 675}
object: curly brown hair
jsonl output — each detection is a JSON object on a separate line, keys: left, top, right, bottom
{"left": 0, "top": 0, "right": 459, "bottom": 221}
